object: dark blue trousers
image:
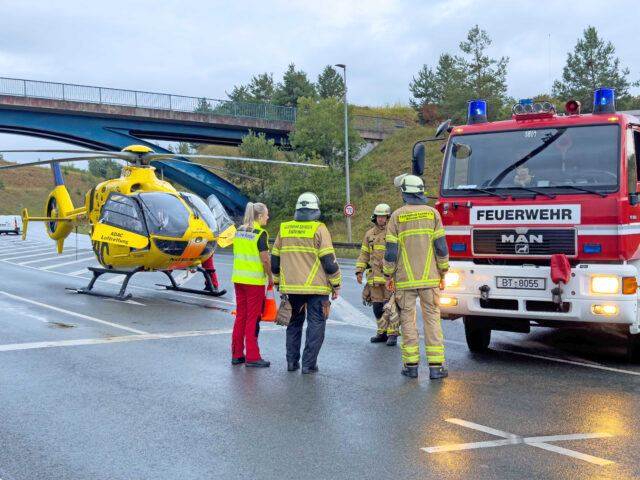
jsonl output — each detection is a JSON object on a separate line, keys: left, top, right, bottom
{"left": 286, "top": 294, "right": 329, "bottom": 368}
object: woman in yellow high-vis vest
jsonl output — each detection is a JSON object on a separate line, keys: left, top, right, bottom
{"left": 231, "top": 202, "right": 274, "bottom": 368}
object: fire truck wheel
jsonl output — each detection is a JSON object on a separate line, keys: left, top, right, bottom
{"left": 627, "top": 334, "right": 640, "bottom": 363}
{"left": 463, "top": 316, "right": 491, "bottom": 351}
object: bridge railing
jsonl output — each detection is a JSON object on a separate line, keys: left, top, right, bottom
{"left": 0, "top": 77, "right": 407, "bottom": 133}
{"left": 0, "top": 77, "right": 297, "bottom": 123}
{"left": 354, "top": 114, "right": 406, "bottom": 133}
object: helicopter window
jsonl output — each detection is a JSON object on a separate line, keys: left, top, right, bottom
{"left": 138, "top": 192, "right": 191, "bottom": 238}
{"left": 99, "top": 193, "right": 147, "bottom": 236}
{"left": 179, "top": 192, "right": 219, "bottom": 237}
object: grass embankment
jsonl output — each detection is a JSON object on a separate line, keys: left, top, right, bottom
{"left": 197, "top": 124, "right": 442, "bottom": 245}
{"left": 328, "top": 124, "right": 441, "bottom": 243}
{"left": 0, "top": 160, "right": 102, "bottom": 215}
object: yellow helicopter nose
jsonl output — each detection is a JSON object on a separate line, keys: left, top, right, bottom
{"left": 122, "top": 145, "right": 155, "bottom": 153}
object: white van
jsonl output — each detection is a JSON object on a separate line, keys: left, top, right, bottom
{"left": 0, "top": 215, "right": 22, "bottom": 235}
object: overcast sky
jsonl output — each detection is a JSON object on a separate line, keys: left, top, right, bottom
{"left": 1, "top": 0, "right": 639, "bottom": 160}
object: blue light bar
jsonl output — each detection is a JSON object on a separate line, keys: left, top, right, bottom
{"left": 583, "top": 244, "right": 602, "bottom": 254}
{"left": 593, "top": 88, "right": 616, "bottom": 114}
{"left": 519, "top": 99, "right": 533, "bottom": 105}
{"left": 467, "top": 100, "right": 487, "bottom": 124}
{"left": 451, "top": 243, "right": 467, "bottom": 252}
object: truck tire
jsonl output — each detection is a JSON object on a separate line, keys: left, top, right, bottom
{"left": 464, "top": 316, "right": 491, "bottom": 351}
{"left": 627, "top": 333, "right": 640, "bottom": 363}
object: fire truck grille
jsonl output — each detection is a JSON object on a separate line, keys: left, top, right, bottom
{"left": 472, "top": 229, "right": 576, "bottom": 256}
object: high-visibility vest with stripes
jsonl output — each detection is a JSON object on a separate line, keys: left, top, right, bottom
{"left": 232, "top": 222, "right": 268, "bottom": 286}
{"left": 275, "top": 220, "right": 336, "bottom": 295}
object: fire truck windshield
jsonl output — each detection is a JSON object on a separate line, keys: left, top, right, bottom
{"left": 441, "top": 124, "right": 620, "bottom": 197}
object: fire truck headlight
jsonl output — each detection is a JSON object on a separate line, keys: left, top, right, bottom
{"left": 591, "top": 304, "right": 618, "bottom": 315}
{"left": 590, "top": 275, "right": 620, "bottom": 294}
{"left": 439, "top": 296, "right": 458, "bottom": 307}
{"left": 444, "top": 271, "right": 461, "bottom": 288}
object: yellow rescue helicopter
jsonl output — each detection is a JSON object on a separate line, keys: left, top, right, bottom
{"left": 0, "top": 145, "right": 324, "bottom": 300}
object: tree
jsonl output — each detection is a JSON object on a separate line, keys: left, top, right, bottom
{"left": 248, "top": 73, "right": 275, "bottom": 104}
{"left": 227, "top": 85, "right": 252, "bottom": 103}
{"left": 317, "top": 66, "right": 345, "bottom": 99}
{"left": 408, "top": 26, "right": 509, "bottom": 124}
{"left": 289, "top": 96, "right": 364, "bottom": 169}
{"left": 227, "top": 73, "right": 275, "bottom": 104}
{"left": 88, "top": 159, "right": 121, "bottom": 179}
{"left": 552, "top": 26, "right": 638, "bottom": 112}
{"left": 194, "top": 97, "right": 214, "bottom": 114}
{"left": 272, "top": 63, "right": 317, "bottom": 107}
{"left": 226, "top": 130, "right": 279, "bottom": 198}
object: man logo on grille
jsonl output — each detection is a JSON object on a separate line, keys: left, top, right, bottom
{"left": 515, "top": 243, "right": 529, "bottom": 254}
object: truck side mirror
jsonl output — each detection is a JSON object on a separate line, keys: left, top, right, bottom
{"left": 435, "top": 119, "right": 452, "bottom": 138}
{"left": 412, "top": 144, "right": 425, "bottom": 176}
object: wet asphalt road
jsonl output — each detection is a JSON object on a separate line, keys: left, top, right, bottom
{"left": 0, "top": 225, "right": 639, "bottom": 480}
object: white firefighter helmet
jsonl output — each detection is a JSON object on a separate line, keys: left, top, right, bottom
{"left": 373, "top": 203, "right": 391, "bottom": 216}
{"left": 295, "top": 192, "right": 320, "bottom": 210}
{"left": 399, "top": 174, "right": 424, "bottom": 193}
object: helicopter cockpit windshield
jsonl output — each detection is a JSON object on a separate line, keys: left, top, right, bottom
{"left": 137, "top": 192, "right": 191, "bottom": 238}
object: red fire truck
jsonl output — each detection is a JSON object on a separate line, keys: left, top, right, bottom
{"left": 431, "top": 89, "right": 640, "bottom": 362}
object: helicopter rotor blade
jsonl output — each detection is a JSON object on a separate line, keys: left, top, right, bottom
{"left": 156, "top": 159, "right": 260, "bottom": 180}
{"left": 0, "top": 149, "right": 136, "bottom": 161}
{"left": 0, "top": 155, "right": 128, "bottom": 170}
{"left": 146, "top": 153, "right": 327, "bottom": 168}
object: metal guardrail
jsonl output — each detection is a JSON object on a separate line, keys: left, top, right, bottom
{"left": 0, "top": 77, "right": 406, "bottom": 133}
{"left": 354, "top": 114, "right": 406, "bottom": 133}
{"left": 0, "top": 77, "right": 297, "bottom": 123}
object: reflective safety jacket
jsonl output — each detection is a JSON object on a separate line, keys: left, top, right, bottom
{"left": 355, "top": 224, "right": 386, "bottom": 286}
{"left": 271, "top": 220, "right": 341, "bottom": 295}
{"left": 383, "top": 204, "right": 449, "bottom": 289}
{"left": 232, "top": 221, "right": 268, "bottom": 286}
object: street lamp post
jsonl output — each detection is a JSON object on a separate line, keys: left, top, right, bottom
{"left": 335, "top": 63, "right": 351, "bottom": 243}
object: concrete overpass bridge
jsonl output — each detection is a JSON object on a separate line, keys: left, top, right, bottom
{"left": 0, "top": 77, "right": 406, "bottom": 214}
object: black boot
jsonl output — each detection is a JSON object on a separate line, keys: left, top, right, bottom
{"left": 401, "top": 365, "right": 418, "bottom": 378}
{"left": 231, "top": 357, "right": 245, "bottom": 365}
{"left": 386, "top": 335, "right": 398, "bottom": 346}
{"left": 246, "top": 359, "right": 271, "bottom": 368}
{"left": 429, "top": 365, "right": 448, "bottom": 379}
{"left": 370, "top": 332, "right": 388, "bottom": 343}
{"left": 287, "top": 361, "right": 300, "bottom": 371}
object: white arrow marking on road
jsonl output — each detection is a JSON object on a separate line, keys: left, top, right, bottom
{"left": 422, "top": 418, "right": 614, "bottom": 466}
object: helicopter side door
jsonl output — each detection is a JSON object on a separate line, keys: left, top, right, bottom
{"left": 93, "top": 193, "right": 150, "bottom": 260}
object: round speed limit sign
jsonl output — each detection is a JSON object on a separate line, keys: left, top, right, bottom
{"left": 344, "top": 204, "right": 355, "bottom": 217}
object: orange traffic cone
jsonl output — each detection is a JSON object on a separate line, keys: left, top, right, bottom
{"left": 262, "top": 285, "right": 278, "bottom": 322}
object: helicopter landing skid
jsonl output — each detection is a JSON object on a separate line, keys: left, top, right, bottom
{"left": 71, "top": 266, "right": 145, "bottom": 301}
{"left": 158, "top": 267, "right": 227, "bottom": 297}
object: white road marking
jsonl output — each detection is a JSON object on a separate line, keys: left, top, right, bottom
{"left": 422, "top": 418, "right": 614, "bottom": 466}
{"left": 446, "top": 418, "right": 519, "bottom": 439}
{"left": 68, "top": 268, "right": 92, "bottom": 276}
{"left": 5, "top": 250, "right": 64, "bottom": 261}
{"left": 0, "top": 291, "right": 148, "bottom": 335}
{"left": 17, "top": 250, "right": 93, "bottom": 265}
{"left": 40, "top": 255, "right": 99, "bottom": 270}
{"left": 0, "top": 246, "right": 51, "bottom": 257}
{"left": 330, "top": 296, "right": 372, "bottom": 327}
{"left": 0, "top": 326, "right": 282, "bottom": 352}
{"left": 105, "top": 276, "right": 124, "bottom": 284}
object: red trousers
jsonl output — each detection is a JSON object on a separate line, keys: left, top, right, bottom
{"left": 232, "top": 283, "right": 265, "bottom": 361}
{"left": 202, "top": 256, "right": 219, "bottom": 288}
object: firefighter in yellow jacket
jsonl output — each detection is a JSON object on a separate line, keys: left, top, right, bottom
{"left": 383, "top": 175, "right": 450, "bottom": 380}
{"left": 271, "top": 192, "right": 341, "bottom": 374}
{"left": 356, "top": 203, "right": 397, "bottom": 345}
